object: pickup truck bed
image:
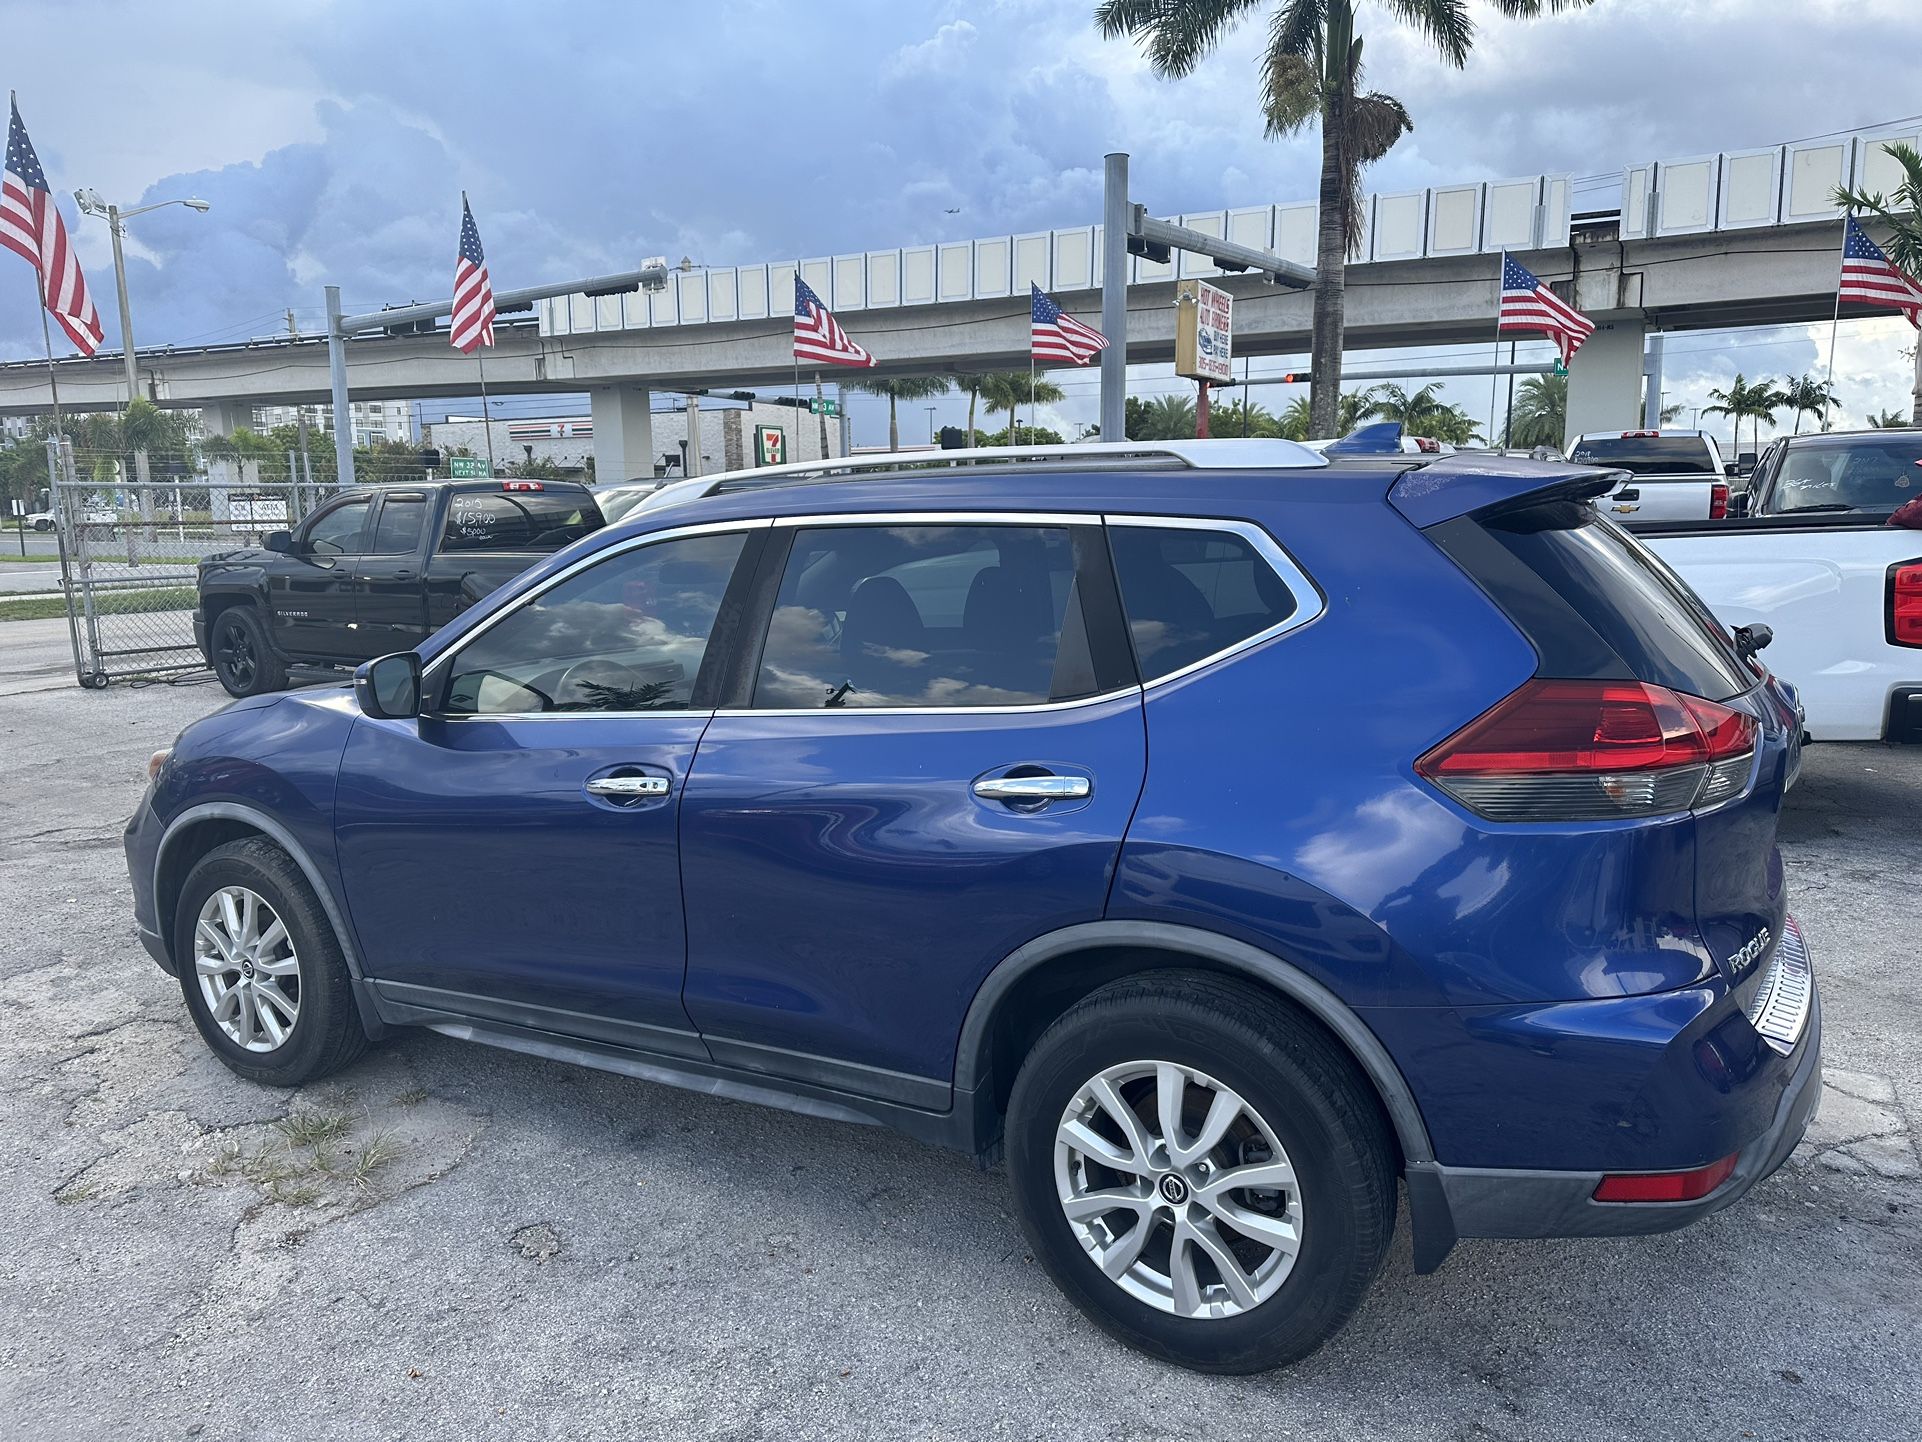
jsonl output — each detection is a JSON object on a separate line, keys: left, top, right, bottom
{"left": 1637, "top": 514, "right": 1922, "bottom": 742}
{"left": 196, "top": 479, "right": 603, "bottom": 696}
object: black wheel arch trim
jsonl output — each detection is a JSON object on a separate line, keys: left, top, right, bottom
{"left": 953, "top": 919, "right": 1437, "bottom": 1169}
{"left": 154, "top": 801, "right": 387, "bottom": 1038}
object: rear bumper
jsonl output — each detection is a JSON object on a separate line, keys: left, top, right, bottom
{"left": 1408, "top": 984, "right": 1820, "bottom": 1264}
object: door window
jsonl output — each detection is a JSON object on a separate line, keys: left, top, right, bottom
{"left": 304, "top": 498, "right": 371, "bottom": 556}
{"left": 1108, "top": 525, "right": 1300, "bottom": 681}
{"left": 442, "top": 530, "right": 748, "bottom": 715}
{"left": 368, "top": 494, "right": 428, "bottom": 554}
{"left": 752, "top": 523, "right": 1107, "bottom": 709}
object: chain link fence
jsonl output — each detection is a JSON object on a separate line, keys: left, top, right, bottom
{"left": 52, "top": 445, "right": 338, "bottom": 686}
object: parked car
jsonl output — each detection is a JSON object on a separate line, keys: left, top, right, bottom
{"left": 1567, "top": 429, "right": 1732, "bottom": 520}
{"left": 129, "top": 440, "right": 1817, "bottom": 1373}
{"left": 1635, "top": 428, "right": 1922, "bottom": 743}
{"left": 194, "top": 478, "right": 604, "bottom": 697}
{"left": 25, "top": 508, "right": 56, "bottom": 531}
{"left": 590, "top": 475, "right": 666, "bottom": 524}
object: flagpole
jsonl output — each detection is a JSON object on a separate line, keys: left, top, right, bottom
{"left": 1489, "top": 252, "right": 1506, "bottom": 448}
{"left": 1820, "top": 216, "right": 1848, "bottom": 434}
{"left": 474, "top": 346, "right": 498, "bottom": 475}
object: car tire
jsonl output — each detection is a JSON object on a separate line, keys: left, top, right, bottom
{"left": 210, "top": 604, "right": 287, "bottom": 697}
{"left": 1006, "top": 971, "right": 1395, "bottom": 1374}
{"left": 172, "top": 837, "right": 370, "bottom": 1087}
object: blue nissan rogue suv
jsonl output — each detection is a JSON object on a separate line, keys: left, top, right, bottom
{"left": 125, "top": 440, "right": 1820, "bottom": 1372}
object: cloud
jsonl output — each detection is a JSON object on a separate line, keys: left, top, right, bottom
{"left": 0, "top": 0, "right": 1917, "bottom": 447}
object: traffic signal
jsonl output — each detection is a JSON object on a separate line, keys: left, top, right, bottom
{"left": 419, "top": 447, "right": 442, "bottom": 471}
{"left": 1276, "top": 372, "right": 1301, "bottom": 384}
{"left": 1125, "top": 234, "right": 1173, "bottom": 266}
{"left": 938, "top": 426, "right": 966, "bottom": 449}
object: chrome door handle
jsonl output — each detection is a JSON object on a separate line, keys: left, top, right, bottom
{"left": 973, "top": 775, "right": 1091, "bottom": 802}
{"left": 586, "top": 775, "right": 670, "bottom": 798}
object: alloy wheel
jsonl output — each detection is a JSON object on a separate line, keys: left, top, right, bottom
{"left": 1053, "top": 1060, "right": 1303, "bottom": 1319}
{"left": 218, "top": 620, "right": 255, "bottom": 689}
{"left": 193, "top": 885, "right": 300, "bottom": 1052}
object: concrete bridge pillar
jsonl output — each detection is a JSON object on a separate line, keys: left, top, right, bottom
{"left": 591, "top": 386, "right": 655, "bottom": 483}
{"left": 199, "top": 400, "right": 255, "bottom": 437}
{"left": 1562, "top": 315, "right": 1646, "bottom": 448}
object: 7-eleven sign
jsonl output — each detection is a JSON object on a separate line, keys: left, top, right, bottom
{"left": 755, "top": 425, "right": 787, "bottom": 466}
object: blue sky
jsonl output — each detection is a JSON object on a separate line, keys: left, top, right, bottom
{"left": 3, "top": 0, "right": 1919, "bottom": 446}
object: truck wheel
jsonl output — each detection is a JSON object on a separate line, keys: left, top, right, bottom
{"left": 1006, "top": 972, "right": 1395, "bottom": 1373}
{"left": 210, "top": 606, "right": 287, "bottom": 698}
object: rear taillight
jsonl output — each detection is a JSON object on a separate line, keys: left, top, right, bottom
{"left": 1709, "top": 482, "right": 1728, "bottom": 519}
{"left": 1593, "top": 1152, "right": 1738, "bottom": 1203}
{"left": 1416, "top": 678, "right": 1758, "bottom": 821}
{"left": 1892, "top": 562, "right": 1922, "bottom": 648}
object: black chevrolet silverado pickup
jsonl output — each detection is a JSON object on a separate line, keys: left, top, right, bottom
{"left": 195, "top": 478, "right": 604, "bottom": 696}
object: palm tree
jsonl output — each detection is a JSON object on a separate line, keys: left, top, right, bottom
{"left": 843, "top": 375, "right": 951, "bottom": 452}
{"left": 1133, "top": 393, "right": 1198, "bottom": 440}
{"left": 1660, "top": 402, "right": 1687, "bottom": 425}
{"left": 1779, "top": 373, "right": 1838, "bottom": 434}
{"left": 1867, "top": 409, "right": 1911, "bottom": 428}
{"left": 954, "top": 373, "right": 991, "bottom": 443}
{"left": 1279, "top": 388, "right": 1376, "bottom": 439}
{"left": 1508, "top": 373, "right": 1567, "bottom": 449}
{"left": 977, "top": 371, "right": 1064, "bottom": 441}
{"left": 1211, "top": 399, "right": 1283, "bottom": 437}
{"left": 1097, "top": 0, "right": 1595, "bottom": 440}
{"left": 1703, "top": 374, "right": 1783, "bottom": 465}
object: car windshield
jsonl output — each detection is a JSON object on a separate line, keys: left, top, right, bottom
{"left": 1566, "top": 435, "right": 1720, "bottom": 475}
{"left": 1761, "top": 435, "right": 1922, "bottom": 514}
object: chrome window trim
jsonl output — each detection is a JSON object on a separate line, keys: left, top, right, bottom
{"left": 1103, "top": 513, "right": 1326, "bottom": 690}
{"left": 422, "top": 517, "right": 773, "bottom": 722}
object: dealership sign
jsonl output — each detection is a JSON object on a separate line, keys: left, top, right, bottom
{"left": 1175, "top": 279, "right": 1233, "bottom": 383}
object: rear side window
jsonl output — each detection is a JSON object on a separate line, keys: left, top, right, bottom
{"left": 1760, "top": 435, "right": 1922, "bottom": 515}
{"left": 752, "top": 523, "right": 1111, "bottom": 709}
{"left": 369, "top": 494, "right": 427, "bottom": 554}
{"left": 1108, "top": 525, "right": 1298, "bottom": 682}
{"left": 1480, "top": 506, "right": 1750, "bottom": 701}
{"left": 1567, "top": 435, "right": 1719, "bottom": 475}
{"left": 439, "top": 490, "right": 603, "bottom": 552}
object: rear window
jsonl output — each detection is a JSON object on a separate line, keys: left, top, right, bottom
{"left": 1567, "top": 435, "right": 1720, "bottom": 475}
{"left": 439, "top": 489, "right": 603, "bottom": 552}
{"left": 1481, "top": 505, "right": 1751, "bottom": 701}
{"left": 1759, "top": 435, "right": 1922, "bottom": 515}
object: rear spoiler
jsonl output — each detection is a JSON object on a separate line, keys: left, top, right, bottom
{"left": 1387, "top": 455, "right": 1625, "bottom": 528}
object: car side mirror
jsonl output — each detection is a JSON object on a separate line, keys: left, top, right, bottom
{"left": 1728, "top": 492, "right": 1751, "bottom": 517}
{"left": 354, "top": 652, "right": 422, "bottom": 719}
{"left": 1724, "top": 462, "right": 1739, "bottom": 477}
{"left": 264, "top": 529, "right": 294, "bottom": 553}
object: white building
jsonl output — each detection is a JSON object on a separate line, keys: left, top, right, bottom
{"left": 426, "top": 398, "right": 845, "bottom": 481}
{"left": 253, "top": 399, "right": 414, "bottom": 445}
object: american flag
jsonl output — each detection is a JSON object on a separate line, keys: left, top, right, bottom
{"left": 1031, "top": 283, "right": 1108, "bottom": 365}
{"left": 1497, "top": 252, "right": 1594, "bottom": 365}
{"left": 794, "top": 275, "right": 873, "bottom": 367}
{"left": 1, "top": 99, "right": 103, "bottom": 356}
{"left": 450, "top": 194, "right": 496, "bottom": 353}
{"left": 1839, "top": 217, "right": 1922, "bottom": 328}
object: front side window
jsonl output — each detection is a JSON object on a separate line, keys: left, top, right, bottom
{"left": 439, "top": 490, "right": 603, "bottom": 552}
{"left": 304, "top": 498, "right": 370, "bottom": 556}
{"left": 1109, "top": 525, "right": 1299, "bottom": 682}
{"left": 753, "top": 524, "right": 1098, "bottom": 709}
{"left": 442, "top": 530, "right": 747, "bottom": 715}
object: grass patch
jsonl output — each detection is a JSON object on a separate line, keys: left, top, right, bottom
{"left": 0, "top": 586, "right": 196, "bottom": 624}
{"left": 391, "top": 1087, "right": 430, "bottom": 1107}
{"left": 276, "top": 1109, "right": 352, "bottom": 1148}
{"left": 197, "top": 1109, "right": 410, "bottom": 1211}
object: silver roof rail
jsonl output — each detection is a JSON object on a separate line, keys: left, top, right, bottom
{"left": 634, "top": 438, "right": 1328, "bottom": 513}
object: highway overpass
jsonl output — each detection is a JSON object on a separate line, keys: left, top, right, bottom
{"left": 2, "top": 118, "right": 1916, "bottom": 477}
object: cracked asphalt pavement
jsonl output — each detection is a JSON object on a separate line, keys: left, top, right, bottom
{"left": 2, "top": 669, "right": 1918, "bottom": 1441}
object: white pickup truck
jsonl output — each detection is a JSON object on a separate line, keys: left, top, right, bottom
{"left": 1570, "top": 430, "right": 1734, "bottom": 522}
{"left": 1635, "top": 429, "right": 1922, "bottom": 743}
